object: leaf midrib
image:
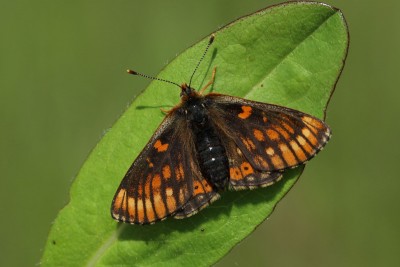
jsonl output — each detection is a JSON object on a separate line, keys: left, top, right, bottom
{"left": 86, "top": 224, "right": 127, "bottom": 267}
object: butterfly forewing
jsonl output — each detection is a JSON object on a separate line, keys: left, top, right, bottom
{"left": 111, "top": 114, "right": 196, "bottom": 224}
{"left": 206, "top": 94, "right": 331, "bottom": 172}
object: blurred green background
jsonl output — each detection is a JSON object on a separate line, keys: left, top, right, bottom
{"left": 1, "top": 0, "right": 399, "bottom": 266}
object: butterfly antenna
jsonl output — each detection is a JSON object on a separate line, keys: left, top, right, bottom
{"left": 127, "top": 69, "right": 181, "bottom": 88}
{"left": 188, "top": 34, "right": 215, "bottom": 88}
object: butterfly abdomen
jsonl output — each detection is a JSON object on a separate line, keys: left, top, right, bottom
{"left": 186, "top": 99, "right": 229, "bottom": 190}
{"left": 195, "top": 124, "right": 229, "bottom": 190}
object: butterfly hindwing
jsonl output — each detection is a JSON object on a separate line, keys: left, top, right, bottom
{"left": 206, "top": 93, "right": 331, "bottom": 172}
{"left": 173, "top": 168, "right": 220, "bottom": 219}
{"left": 111, "top": 113, "right": 196, "bottom": 224}
{"left": 221, "top": 135, "right": 284, "bottom": 190}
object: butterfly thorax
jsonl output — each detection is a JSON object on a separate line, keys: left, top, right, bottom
{"left": 181, "top": 85, "right": 229, "bottom": 191}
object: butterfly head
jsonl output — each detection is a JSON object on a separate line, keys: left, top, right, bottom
{"left": 180, "top": 83, "right": 199, "bottom": 100}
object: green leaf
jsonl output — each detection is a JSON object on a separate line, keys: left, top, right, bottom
{"left": 41, "top": 2, "right": 348, "bottom": 266}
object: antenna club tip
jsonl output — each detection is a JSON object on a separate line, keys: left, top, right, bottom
{"left": 209, "top": 34, "right": 215, "bottom": 44}
{"left": 127, "top": 69, "right": 137, "bottom": 75}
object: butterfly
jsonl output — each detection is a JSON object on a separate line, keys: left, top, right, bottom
{"left": 111, "top": 34, "right": 331, "bottom": 224}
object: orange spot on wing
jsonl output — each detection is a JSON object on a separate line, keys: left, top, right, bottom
{"left": 230, "top": 167, "right": 243, "bottom": 180}
{"left": 145, "top": 179, "right": 151, "bottom": 199}
{"left": 266, "top": 147, "right": 275, "bottom": 156}
{"left": 162, "top": 165, "right": 171, "bottom": 179}
{"left": 302, "top": 116, "right": 324, "bottom": 131}
{"left": 296, "top": 135, "right": 314, "bottom": 155}
{"left": 128, "top": 197, "right": 135, "bottom": 219}
{"left": 240, "top": 162, "right": 254, "bottom": 176}
{"left": 165, "top": 187, "right": 177, "bottom": 212}
{"left": 193, "top": 179, "right": 213, "bottom": 194}
{"left": 241, "top": 137, "right": 256, "bottom": 150}
{"left": 302, "top": 116, "right": 314, "bottom": 124}
{"left": 137, "top": 183, "right": 144, "bottom": 196}
{"left": 238, "top": 106, "right": 252, "bottom": 119}
{"left": 145, "top": 199, "right": 155, "bottom": 222}
{"left": 302, "top": 128, "right": 319, "bottom": 147}
{"left": 248, "top": 139, "right": 256, "bottom": 149}
{"left": 201, "top": 179, "right": 213, "bottom": 193}
{"left": 153, "top": 193, "right": 166, "bottom": 218}
{"left": 254, "top": 155, "right": 269, "bottom": 168}
{"left": 253, "top": 129, "right": 265, "bottom": 141}
{"left": 165, "top": 188, "right": 174, "bottom": 200}
{"left": 275, "top": 125, "right": 290, "bottom": 139}
{"left": 146, "top": 157, "right": 154, "bottom": 168}
{"left": 282, "top": 121, "right": 295, "bottom": 134}
{"left": 302, "top": 127, "right": 311, "bottom": 137}
{"left": 179, "top": 188, "right": 186, "bottom": 204}
{"left": 154, "top": 140, "right": 169, "bottom": 152}
{"left": 137, "top": 199, "right": 144, "bottom": 222}
{"left": 279, "top": 143, "right": 298, "bottom": 166}
{"left": 271, "top": 154, "right": 284, "bottom": 169}
{"left": 152, "top": 174, "right": 161, "bottom": 192}
{"left": 266, "top": 129, "right": 280, "bottom": 140}
{"left": 144, "top": 183, "right": 155, "bottom": 222}
{"left": 290, "top": 140, "right": 307, "bottom": 162}
{"left": 193, "top": 181, "right": 202, "bottom": 194}
{"left": 113, "top": 189, "right": 126, "bottom": 212}
{"left": 166, "top": 192, "right": 177, "bottom": 213}
{"left": 175, "top": 163, "right": 184, "bottom": 180}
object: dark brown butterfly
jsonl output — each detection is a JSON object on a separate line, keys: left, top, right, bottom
{"left": 111, "top": 34, "right": 331, "bottom": 224}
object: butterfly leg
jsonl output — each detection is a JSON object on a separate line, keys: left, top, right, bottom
{"left": 199, "top": 67, "right": 217, "bottom": 95}
{"left": 160, "top": 107, "right": 170, "bottom": 114}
